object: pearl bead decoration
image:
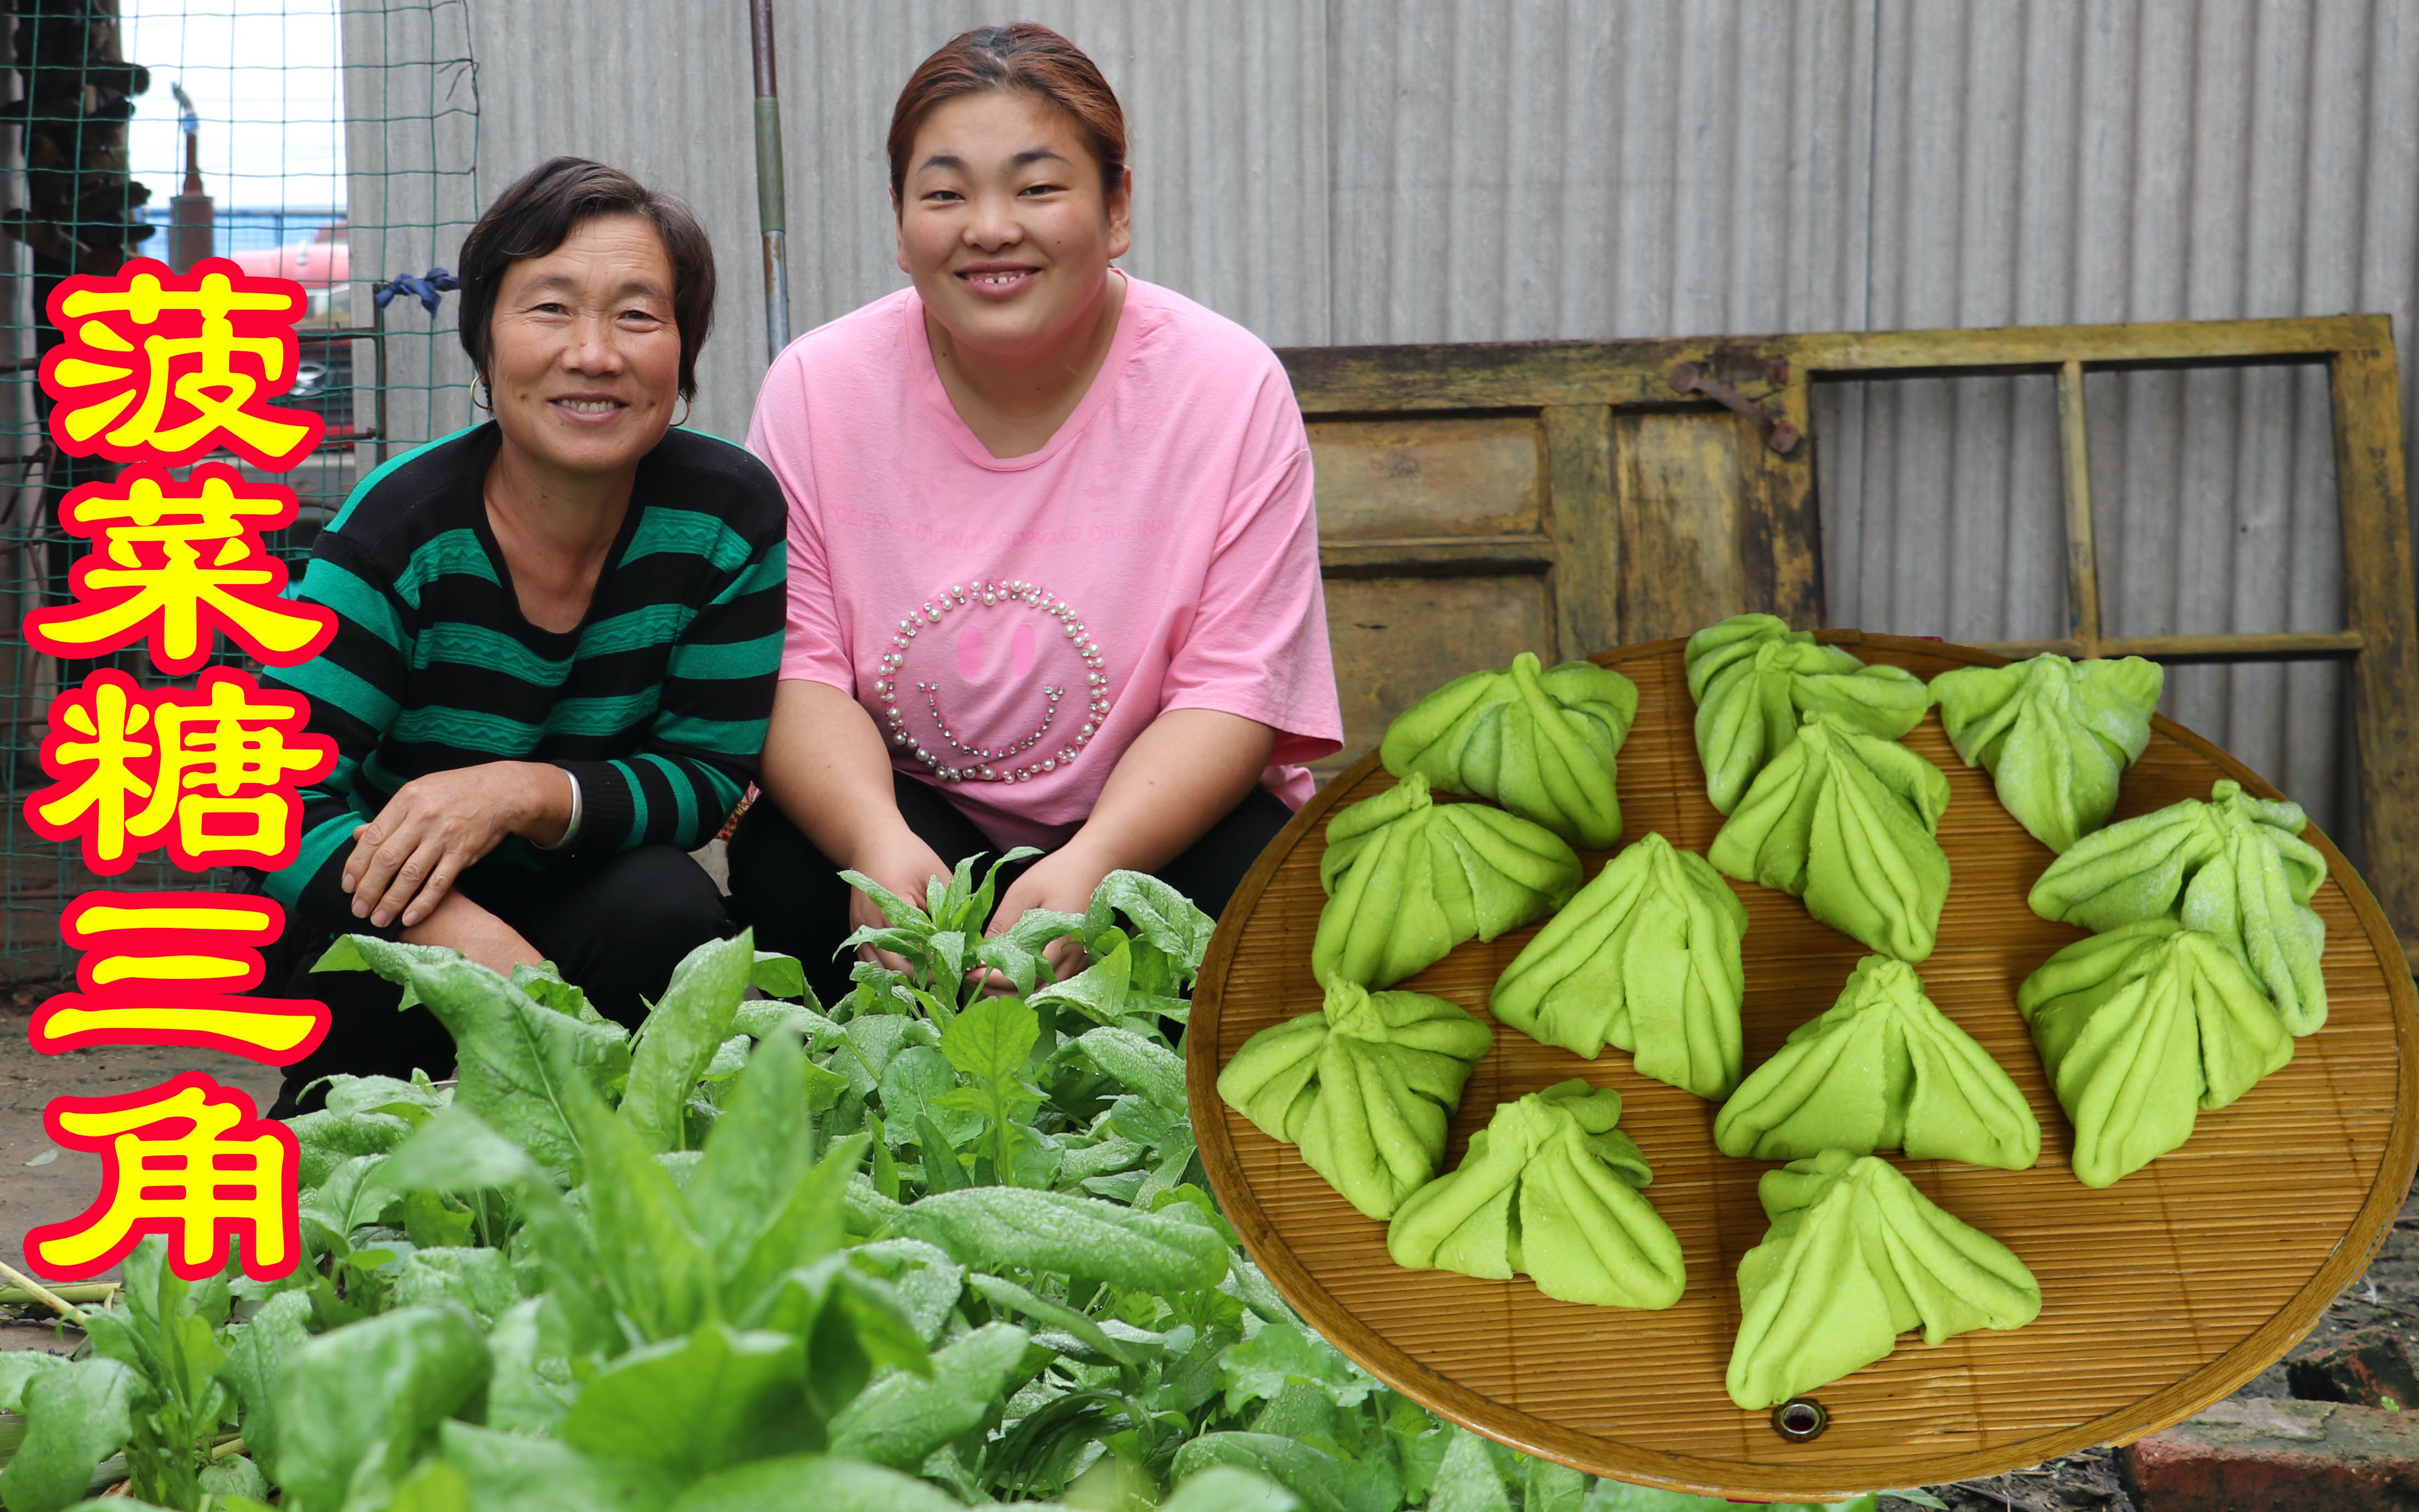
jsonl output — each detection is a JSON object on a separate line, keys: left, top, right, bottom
{"left": 873, "top": 578, "right": 1111, "bottom": 785}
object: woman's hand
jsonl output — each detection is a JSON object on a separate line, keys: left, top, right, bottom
{"left": 983, "top": 709, "right": 1278, "bottom": 985}
{"left": 848, "top": 825, "right": 955, "bottom": 977}
{"left": 343, "top": 761, "right": 574, "bottom": 928}
{"left": 757, "top": 681, "right": 956, "bottom": 983}
{"left": 399, "top": 888, "right": 546, "bottom": 976}
{"left": 987, "top": 841, "right": 1113, "bottom": 983}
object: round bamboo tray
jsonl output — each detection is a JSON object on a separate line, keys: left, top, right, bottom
{"left": 1188, "top": 633, "right": 2419, "bottom": 1502}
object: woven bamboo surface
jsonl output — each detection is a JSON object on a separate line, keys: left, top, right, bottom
{"left": 1188, "top": 634, "right": 2419, "bottom": 1502}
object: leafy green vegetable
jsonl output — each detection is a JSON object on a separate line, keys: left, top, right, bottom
{"left": 1426, "top": 1427, "right": 1514, "bottom": 1512}
{"left": 481, "top": 1298, "right": 574, "bottom": 1435}
{"left": 841, "top": 848, "right": 1062, "bottom": 1014}
{"left": 748, "top": 950, "right": 813, "bottom": 1004}
{"left": 937, "top": 997, "right": 1044, "bottom": 1178}
{"left": 311, "top": 934, "right": 457, "bottom": 1011}
{"left": 437, "top": 1421, "right": 681, "bottom": 1511}
{"left": 270, "top": 1305, "right": 490, "bottom": 1510}
{"left": 669, "top": 1453, "right": 965, "bottom": 1511}
{"left": 30, "top": 868, "right": 1744, "bottom": 1510}
{"left": 827, "top": 1320, "right": 1031, "bottom": 1469}
{"left": 620, "top": 932, "right": 757, "bottom": 1152}
{"left": 896, "top": 1185, "right": 1229, "bottom": 1290}
{"left": 3, "top": 1357, "right": 144, "bottom": 1512}
{"left": 1161, "top": 1464, "right": 1304, "bottom": 1511}
{"left": 560, "top": 1323, "right": 812, "bottom": 1474}
{"left": 1217, "top": 1323, "right": 1370, "bottom": 1415}
{"left": 1171, "top": 1432, "right": 1359, "bottom": 1512}
{"left": 219, "top": 1289, "right": 313, "bottom": 1472}
{"left": 324, "top": 936, "right": 632, "bottom": 1178}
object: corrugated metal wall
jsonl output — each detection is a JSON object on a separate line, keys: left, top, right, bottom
{"left": 346, "top": 0, "right": 2419, "bottom": 843}
{"left": 1829, "top": 0, "right": 2419, "bottom": 853}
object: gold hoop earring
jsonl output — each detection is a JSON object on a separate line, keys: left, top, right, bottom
{"left": 673, "top": 396, "right": 691, "bottom": 428}
{"left": 472, "top": 378, "right": 492, "bottom": 412}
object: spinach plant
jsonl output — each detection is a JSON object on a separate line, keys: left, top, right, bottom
{"left": 0, "top": 867, "right": 1889, "bottom": 1512}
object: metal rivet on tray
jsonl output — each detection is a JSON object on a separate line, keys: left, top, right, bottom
{"left": 1771, "top": 1397, "right": 1828, "bottom": 1441}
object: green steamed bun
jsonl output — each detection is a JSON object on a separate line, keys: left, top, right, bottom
{"left": 1490, "top": 832, "right": 1749, "bottom": 1099}
{"left": 1713, "top": 956, "right": 2038, "bottom": 1169}
{"left": 1930, "top": 653, "right": 2163, "bottom": 853}
{"left": 1726, "top": 1149, "right": 2041, "bottom": 1410}
{"left": 1313, "top": 772, "right": 1584, "bottom": 989}
{"left": 2029, "top": 779, "right": 2327, "bottom": 1033}
{"left": 2017, "top": 918, "right": 2294, "bottom": 1188}
{"left": 1709, "top": 711, "right": 1953, "bottom": 962}
{"left": 1684, "top": 614, "right": 1929, "bottom": 815}
{"left": 1380, "top": 651, "right": 1639, "bottom": 848}
{"left": 1387, "top": 1079, "right": 1684, "bottom": 1309}
{"left": 1217, "top": 977, "right": 1494, "bottom": 1219}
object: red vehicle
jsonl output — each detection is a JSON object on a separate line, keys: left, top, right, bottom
{"left": 231, "top": 225, "right": 353, "bottom": 439}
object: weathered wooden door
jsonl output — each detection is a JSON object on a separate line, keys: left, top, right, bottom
{"left": 1281, "top": 340, "right": 1821, "bottom": 780}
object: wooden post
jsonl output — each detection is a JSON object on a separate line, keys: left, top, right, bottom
{"left": 1542, "top": 405, "right": 1618, "bottom": 658}
{"left": 1746, "top": 377, "right": 1824, "bottom": 629}
{"left": 2057, "top": 358, "right": 2103, "bottom": 658}
{"left": 2328, "top": 335, "right": 2419, "bottom": 965}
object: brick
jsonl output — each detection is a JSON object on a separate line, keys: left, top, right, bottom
{"left": 2120, "top": 1396, "right": 2419, "bottom": 1510}
{"left": 2289, "top": 1328, "right": 2419, "bottom": 1410}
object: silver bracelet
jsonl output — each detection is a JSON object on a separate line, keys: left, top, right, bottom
{"left": 536, "top": 767, "right": 582, "bottom": 851}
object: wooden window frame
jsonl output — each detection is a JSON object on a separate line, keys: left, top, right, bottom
{"left": 1280, "top": 313, "right": 2419, "bottom": 959}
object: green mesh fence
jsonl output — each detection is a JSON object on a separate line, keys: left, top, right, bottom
{"left": 0, "top": 0, "right": 478, "bottom": 982}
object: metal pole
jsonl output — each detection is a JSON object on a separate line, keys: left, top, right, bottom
{"left": 749, "top": 0, "right": 791, "bottom": 362}
{"left": 167, "top": 85, "right": 214, "bottom": 275}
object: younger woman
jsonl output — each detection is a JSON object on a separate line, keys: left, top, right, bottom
{"left": 732, "top": 24, "right": 1339, "bottom": 1000}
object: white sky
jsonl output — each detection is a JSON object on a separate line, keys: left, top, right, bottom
{"left": 120, "top": 0, "right": 345, "bottom": 214}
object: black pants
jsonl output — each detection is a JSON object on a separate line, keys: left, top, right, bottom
{"left": 267, "top": 844, "right": 731, "bottom": 1117}
{"left": 727, "top": 772, "right": 1293, "bottom": 1009}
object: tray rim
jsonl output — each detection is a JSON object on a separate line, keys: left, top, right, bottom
{"left": 1185, "top": 630, "right": 2419, "bottom": 1501}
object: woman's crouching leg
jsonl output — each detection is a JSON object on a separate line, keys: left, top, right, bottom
{"left": 268, "top": 953, "right": 460, "bottom": 1118}
{"left": 489, "top": 846, "right": 733, "bottom": 1031}
{"left": 264, "top": 848, "right": 731, "bottom": 1114}
{"left": 725, "top": 798, "right": 862, "bottom": 1010}
{"left": 1152, "top": 786, "right": 1294, "bottom": 926}
{"left": 727, "top": 776, "right": 1003, "bottom": 1009}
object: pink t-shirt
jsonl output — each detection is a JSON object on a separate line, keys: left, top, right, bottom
{"left": 749, "top": 274, "right": 1342, "bottom": 850}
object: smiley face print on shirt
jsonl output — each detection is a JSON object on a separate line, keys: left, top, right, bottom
{"left": 871, "top": 576, "right": 1113, "bottom": 785}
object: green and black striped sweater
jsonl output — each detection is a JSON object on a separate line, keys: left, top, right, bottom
{"left": 261, "top": 422, "right": 787, "bottom": 941}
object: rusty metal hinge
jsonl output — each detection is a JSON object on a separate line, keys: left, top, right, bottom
{"left": 1670, "top": 360, "right": 1802, "bottom": 456}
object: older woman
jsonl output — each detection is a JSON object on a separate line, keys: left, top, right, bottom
{"left": 731, "top": 25, "right": 1340, "bottom": 1003}
{"left": 255, "top": 156, "right": 786, "bottom": 1112}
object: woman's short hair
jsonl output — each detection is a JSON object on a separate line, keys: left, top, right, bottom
{"left": 887, "top": 23, "right": 1127, "bottom": 206}
{"left": 456, "top": 156, "right": 716, "bottom": 401}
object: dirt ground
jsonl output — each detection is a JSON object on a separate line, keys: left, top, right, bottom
{"left": 1878, "top": 1168, "right": 2419, "bottom": 1512}
{"left": 0, "top": 1009, "right": 2406, "bottom": 1503}
{"left": 0, "top": 992, "right": 281, "bottom": 1359}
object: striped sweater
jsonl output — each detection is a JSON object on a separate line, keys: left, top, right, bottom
{"left": 261, "top": 421, "right": 787, "bottom": 940}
